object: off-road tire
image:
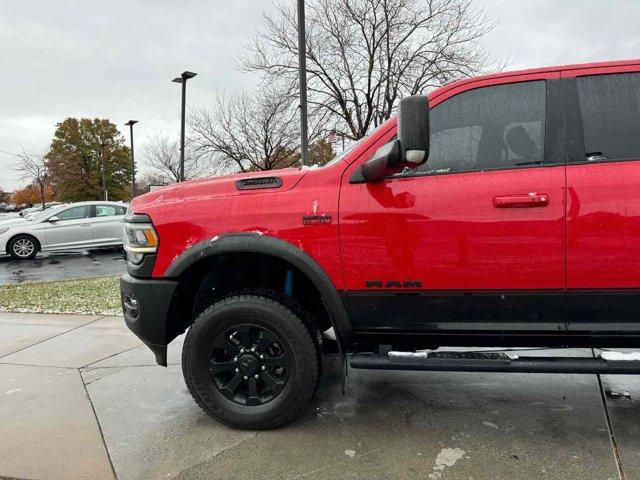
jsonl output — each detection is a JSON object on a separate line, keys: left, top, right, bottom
{"left": 182, "top": 294, "right": 319, "bottom": 429}
{"left": 7, "top": 234, "right": 39, "bottom": 260}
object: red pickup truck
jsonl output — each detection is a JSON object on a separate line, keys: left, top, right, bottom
{"left": 121, "top": 59, "right": 640, "bottom": 429}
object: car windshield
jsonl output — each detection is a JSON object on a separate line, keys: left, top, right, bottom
{"left": 29, "top": 205, "right": 65, "bottom": 222}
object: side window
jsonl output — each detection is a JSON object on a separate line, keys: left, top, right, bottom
{"left": 417, "top": 81, "right": 547, "bottom": 175}
{"left": 96, "top": 205, "right": 125, "bottom": 217}
{"left": 56, "top": 205, "right": 91, "bottom": 221}
{"left": 576, "top": 73, "right": 640, "bottom": 162}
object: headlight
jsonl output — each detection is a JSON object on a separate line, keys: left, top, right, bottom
{"left": 123, "top": 222, "right": 159, "bottom": 264}
{"left": 0, "top": 228, "right": 9, "bottom": 235}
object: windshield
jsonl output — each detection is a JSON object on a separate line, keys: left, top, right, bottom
{"left": 29, "top": 204, "right": 66, "bottom": 222}
{"left": 321, "top": 135, "right": 368, "bottom": 168}
{"left": 320, "top": 118, "right": 396, "bottom": 168}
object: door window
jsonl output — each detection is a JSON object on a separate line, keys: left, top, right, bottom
{"left": 416, "top": 81, "right": 547, "bottom": 175}
{"left": 575, "top": 73, "right": 640, "bottom": 162}
{"left": 96, "top": 205, "right": 126, "bottom": 217}
{"left": 56, "top": 205, "right": 91, "bottom": 221}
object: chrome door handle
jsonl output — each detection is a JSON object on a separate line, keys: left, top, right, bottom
{"left": 82, "top": 223, "right": 92, "bottom": 227}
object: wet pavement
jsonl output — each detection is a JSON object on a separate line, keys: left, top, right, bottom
{"left": 0, "top": 248, "right": 126, "bottom": 284}
{"left": 1, "top": 311, "right": 639, "bottom": 480}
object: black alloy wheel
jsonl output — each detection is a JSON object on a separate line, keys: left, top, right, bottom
{"left": 210, "top": 323, "right": 289, "bottom": 406}
{"left": 182, "top": 294, "right": 319, "bottom": 429}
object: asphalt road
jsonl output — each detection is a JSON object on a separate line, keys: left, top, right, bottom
{"left": 0, "top": 248, "right": 126, "bottom": 284}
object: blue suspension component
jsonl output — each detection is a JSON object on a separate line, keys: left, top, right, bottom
{"left": 284, "top": 269, "right": 293, "bottom": 297}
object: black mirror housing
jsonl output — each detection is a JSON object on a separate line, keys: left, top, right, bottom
{"left": 349, "top": 95, "right": 429, "bottom": 183}
{"left": 398, "top": 95, "right": 429, "bottom": 166}
{"left": 350, "top": 139, "right": 401, "bottom": 183}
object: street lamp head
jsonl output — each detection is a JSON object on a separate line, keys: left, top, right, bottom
{"left": 172, "top": 77, "right": 183, "bottom": 84}
{"left": 182, "top": 71, "right": 197, "bottom": 80}
{"left": 125, "top": 120, "right": 138, "bottom": 126}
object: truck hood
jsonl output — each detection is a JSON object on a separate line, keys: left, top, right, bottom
{"left": 131, "top": 168, "right": 308, "bottom": 211}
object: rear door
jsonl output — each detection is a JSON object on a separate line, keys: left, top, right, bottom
{"left": 44, "top": 205, "right": 93, "bottom": 250}
{"left": 339, "top": 74, "right": 567, "bottom": 334}
{"left": 92, "top": 204, "right": 127, "bottom": 246}
{"left": 562, "top": 65, "right": 640, "bottom": 332}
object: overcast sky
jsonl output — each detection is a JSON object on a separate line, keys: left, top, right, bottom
{"left": 1, "top": 0, "right": 639, "bottom": 191}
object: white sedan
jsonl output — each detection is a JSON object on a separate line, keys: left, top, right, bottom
{"left": 0, "top": 201, "right": 128, "bottom": 260}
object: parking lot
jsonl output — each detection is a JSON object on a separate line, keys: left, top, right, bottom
{"left": 0, "top": 248, "right": 125, "bottom": 284}
{"left": 1, "top": 311, "right": 639, "bottom": 480}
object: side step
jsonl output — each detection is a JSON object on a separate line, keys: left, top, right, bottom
{"left": 350, "top": 351, "right": 640, "bottom": 374}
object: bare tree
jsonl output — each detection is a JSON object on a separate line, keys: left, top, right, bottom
{"left": 243, "top": 0, "right": 499, "bottom": 141}
{"left": 13, "top": 148, "right": 49, "bottom": 209}
{"left": 143, "top": 134, "right": 221, "bottom": 183}
{"left": 189, "top": 87, "right": 327, "bottom": 172}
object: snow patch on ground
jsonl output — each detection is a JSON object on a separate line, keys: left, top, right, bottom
{"left": 344, "top": 449, "right": 356, "bottom": 458}
{"left": 482, "top": 421, "right": 500, "bottom": 430}
{"left": 5, "top": 388, "right": 22, "bottom": 395}
{"left": 607, "top": 390, "right": 631, "bottom": 399}
{"left": 428, "top": 448, "right": 466, "bottom": 479}
{"left": 600, "top": 351, "right": 640, "bottom": 361}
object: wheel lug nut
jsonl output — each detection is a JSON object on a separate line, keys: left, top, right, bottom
{"left": 235, "top": 368, "right": 239, "bottom": 373}
{"left": 254, "top": 374, "right": 259, "bottom": 379}
{"left": 243, "top": 375, "right": 248, "bottom": 380}
{"left": 259, "top": 354, "right": 264, "bottom": 359}
{"left": 251, "top": 347, "right": 256, "bottom": 352}
{"left": 261, "top": 365, "right": 266, "bottom": 371}
{"left": 229, "top": 334, "right": 233, "bottom": 339}
{"left": 233, "top": 357, "right": 238, "bottom": 362}
{"left": 240, "top": 348, "right": 245, "bottom": 353}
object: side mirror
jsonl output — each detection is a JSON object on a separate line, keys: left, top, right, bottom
{"left": 359, "top": 139, "right": 401, "bottom": 182}
{"left": 351, "top": 95, "right": 429, "bottom": 183}
{"left": 398, "top": 95, "right": 429, "bottom": 167}
{"left": 48, "top": 216, "right": 60, "bottom": 223}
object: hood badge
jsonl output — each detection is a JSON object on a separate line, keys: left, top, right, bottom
{"left": 303, "top": 214, "right": 332, "bottom": 225}
{"left": 236, "top": 177, "right": 282, "bottom": 190}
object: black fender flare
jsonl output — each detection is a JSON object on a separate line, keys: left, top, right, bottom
{"left": 165, "top": 233, "right": 352, "bottom": 348}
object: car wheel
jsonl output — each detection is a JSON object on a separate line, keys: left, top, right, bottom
{"left": 182, "top": 294, "right": 319, "bottom": 430}
{"left": 8, "top": 235, "right": 39, "bottom": 260}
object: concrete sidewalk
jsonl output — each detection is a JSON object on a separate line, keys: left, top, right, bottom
{"left": 1, "top": 311, "right": 639, "bottom": 479}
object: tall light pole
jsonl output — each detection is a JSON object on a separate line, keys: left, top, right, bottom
{"left": 125, "top": 120, "right": 138, "bottom": 198}
{"left": 297, "top": 0, "right": 309, "bottom": 167}
{"left": 100, "top": 142, "right": 107, "bottom": 201}
{"left": 172, "top": 71, "right": 197, "bottom": 182}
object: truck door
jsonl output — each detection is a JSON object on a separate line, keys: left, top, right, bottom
{"left": 339, "top": 75, "right": 567, "bottom": 334}
{"left": 562, "top": 67, "right": 640, "bottom": 332}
